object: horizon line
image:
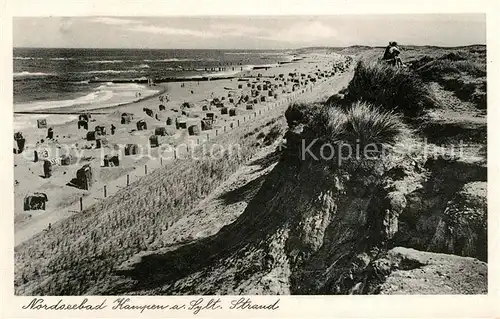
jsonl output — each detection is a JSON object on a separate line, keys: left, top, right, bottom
{"left": 13, "top": 43, "right": 487, "bottom": 50}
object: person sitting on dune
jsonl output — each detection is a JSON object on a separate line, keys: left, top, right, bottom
{"left": 383, "top": 41, "right": 404, "bottom": 67}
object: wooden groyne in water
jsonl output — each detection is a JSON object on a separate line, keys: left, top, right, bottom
{"left": 87, "top": 63, "right": 292, "bottom": 85}
{"left": 88, "top": 75, "right": 238, "bottom": 84}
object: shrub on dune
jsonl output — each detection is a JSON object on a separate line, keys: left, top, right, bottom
{"left": 308, "top": 105, "right": 347, "bottom": 143}
{"left": 411, "top": 50, "right": 486, "bottom": 109}
{"left": 417, "top": 59, "right": 486, "bottom": 80}
{"left": 407, "top": 55, "right": 435, "bottom": 70}
{"left": 324, "top": 93, "right": 350, "bottom": 110}
{"left": 345, "top": 60, "right": 439, "bottom": 116}
{"left": 438, "top": 50, "right": 469, "bottom": 61}
{"left": 469, "top": 46, "right": 486, "bottom": 55}
{"left": 285, "top": 102, "right": 323, "bottom": 127}
{"left": 301, "top": 101, "right": 407, "bottom": 154}
{"left": 343, "top": 101, "right": 408, "bottom": 148}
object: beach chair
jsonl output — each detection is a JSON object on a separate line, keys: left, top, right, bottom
{"left": 155, "top": 127, "right": 168, "bottom": 136}
{"left": 201, "top": 119, "right": 213, "bottom": 131}
{"left": 136, "top": 120, "right": 147, "bottom": 131}
{"left": 104, "top": 155, "right": 120, "bottom": 167}
{"left": 76, "top": 164, "right": 93, "bottom": 190}
{"left": 188, "top": 125, "right": 200, "bottom": 136}
{"left": 37, "top": 119, "right": 47, "bottom": 129}
{"left": 78, "top": 120, "right": 88, "bottom": 130}
{"left": 86, "top": 131, "right": 96, "bottom": 141}
{"left": 124, "top": 144, "right": 139, "bottom": 156}
{"left": 121, "top": 113, "right": 133, "bottom": 124}
{"left": 43, "top": 160, "right": 52, "bottom": 178}
{"left": 149, "top": 135, "right": 160, "bottom": 148}
{"left": 23, "top": 192, "right": 48, "bottom": 211}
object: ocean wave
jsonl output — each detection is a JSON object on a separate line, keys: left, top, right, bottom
{"left": 137, "top": 64, "right": 150, "bottom": 68}
{"left": 203, "top": 69, "right": 242, "bottom": 78}
{"left": 14, "top": 57, "right": 43, "bottom": 60}
{"left": 224, "top": 52, "right": 284, "bottom": 55}
{"left": 84, "top": 60, "right": 127, "bottom": 64}
{"left": 92, "top": 82, "right": 146, "bottom": 92}
{"left": 14, "top": 71, "right": 53, "bottom": 78}
{"left": 94, "top": 82, "right": 115, "bottom": 90}
{"left": 14, "top": 90, "right": 113, "bottom": 112}
{"left": 144, "top": 58, "right": 187, "bottom": 62}
{"left": 143, "top": 58, "right": 214, "bottom": 62}
{"left": 108, "top": 83, "right": 146, "bottom": 90}
{"left": 70, "top": 80, "right": 90, "bottom": 85}
{"left": 14, "top": 82, "right": 158, "bottom": 113}
{"left": 80, "top": 69, "right": 139, "bottom": 74}
{"left": 49, "top": 57, "right": 74, "bottom": 61}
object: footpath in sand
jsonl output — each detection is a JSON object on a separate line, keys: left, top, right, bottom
{"left": 14, "top": 53, "right": 354, "bottom": 246}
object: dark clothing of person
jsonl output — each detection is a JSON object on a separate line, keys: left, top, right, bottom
{"left": 383, "top": 45, "right": 393, "bottom": 60}
{"left": 383, "top": 44, "right": 402, "bottom": 66}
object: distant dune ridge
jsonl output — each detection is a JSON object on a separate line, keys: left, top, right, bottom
{"left": 14, "top": 45, "right": 487, "bottom": 295}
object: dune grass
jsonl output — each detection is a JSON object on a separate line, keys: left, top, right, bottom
{"left": 343, "top": 101, "right": 408, "bottom": 147}
{"left": 438, "top": 50, "right": 470, "bottom": 61}
{"left": 285, "top": 100, "right": 408, "bottom": 168}
{"left": 285, "top": 102, "right": 323, "bottom": 127}
{"left": 308, "top": 101, "right": 407, "bottom": 147}
{"left": 15, "top": 114, "right": 286, "bottom": 295}
{"left": 408, "top": 48, "right": 486, "bottom": 109}
{"left": 345, "top": 61, "right": 440, "bottom": 117}
{"left": 308, "top": 106, "right": 348, "bottom": 143}
{"left": 417, "top": 58, "right": 486, "bottom": 80}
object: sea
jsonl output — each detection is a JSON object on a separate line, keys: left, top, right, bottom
{"left": 13, "top": 48, "right": 291, "bottom": 112}
{"left": 13, "top": 48, "right": 291, "bottom": 130}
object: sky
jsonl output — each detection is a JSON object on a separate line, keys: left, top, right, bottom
{"left": 13, "top": 15, "right": 486, "bottom": 49}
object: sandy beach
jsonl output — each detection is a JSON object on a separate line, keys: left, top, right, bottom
{"left": 14, "top": 52, "right": 350, "bottom": 243}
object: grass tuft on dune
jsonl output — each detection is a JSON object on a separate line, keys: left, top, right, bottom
{"left": 309, "top": 101, "right": 407, "bottom": 147}
{"left": 286, "top": 100, "right": 408, "bottom": 166}
{"left": 345, "top": 61, "right": 440, "bottom": 117}
{"left": 343, "top": 101, "right": 409, "bottom": 147}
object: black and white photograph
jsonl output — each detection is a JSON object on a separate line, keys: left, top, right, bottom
{"left": 2, "top": 1, "right": 498, "bottom": 316}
